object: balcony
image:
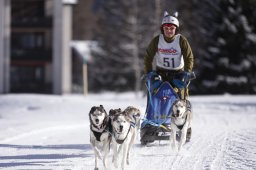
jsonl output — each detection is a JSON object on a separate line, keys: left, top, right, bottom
{"left": 12, "top": 17, "right": 52, "bottom": 29}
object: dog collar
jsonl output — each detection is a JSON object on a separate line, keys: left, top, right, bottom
{"left": 114, "top": 125, "right": 132, "bottom": 144}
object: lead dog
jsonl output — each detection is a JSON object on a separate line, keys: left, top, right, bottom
{"left": 109, "top": 107, "right": 140, "bottom": 170}
{"left": 170, "top": 100, "right": 193, "bottom": 152}
{"left": 89, "top": 105, "right": 111, "bottom": 170}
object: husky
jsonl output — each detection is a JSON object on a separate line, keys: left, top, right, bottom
{"left": 170, "top": 99, "right": 193, "bottom": 152}
{"left": 123, "top": 106, "right": 141, "bottom": 130}
{"left": 109, "top": 108, "right": 137, "bottom": 170}
{"left": 123, "top": 106, "right": 141, "bottom": 164}
{"left": 89, "top": 105, "right": 111, "bottom": 170}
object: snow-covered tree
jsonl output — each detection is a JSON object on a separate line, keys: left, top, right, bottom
{"left": 89, "top": 0, "right": 173, "bottom": 92}
{"left": 182, "top": 0, "right": 256, "bottom": 94}
{"left": 89, "top": 0, "right": 256, "bottom": 94}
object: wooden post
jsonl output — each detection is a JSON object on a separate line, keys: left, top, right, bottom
{"left": 83, "top": 63, "right": 88, "bottom": 95}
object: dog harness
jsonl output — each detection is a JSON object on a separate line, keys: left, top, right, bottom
{"left": 91, "top": 130, "right": 105, "bottom": 141}
{"left": 171, "top": 113, "right": 188, "bottom": 130}
{"left": 91, "top": 119, "right": 112, "bottom": 142}
{"left": 176, "top": 114, "right": 188, "bottom": 130}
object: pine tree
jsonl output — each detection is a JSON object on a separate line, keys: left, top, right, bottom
{"left": 184, "top": 0, "right": 256, "bottom": 94}
{"left": 211, "top": 0, "right": 256, "bottom": 93}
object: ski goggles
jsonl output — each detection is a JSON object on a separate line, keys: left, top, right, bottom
{"left": 162, "top": 23, "right": 176, "bottom": 29}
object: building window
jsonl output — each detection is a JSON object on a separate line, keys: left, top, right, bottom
{"left": 10, "top": 66, "right": 49, "bottom": 93}
{"left": 12, "top": 32, "right": 45, "bottom": 49}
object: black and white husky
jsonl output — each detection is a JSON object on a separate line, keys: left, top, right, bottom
{"left": 109, "top": 107, "right": 140, "bottom": 170}
{"left": 170, "top": 100, "right": 193, "bottom": 152}
{"left": 89, "top": 105, "right": 111, "bottom": 170}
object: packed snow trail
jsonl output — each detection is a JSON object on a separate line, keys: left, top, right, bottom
{"left": 0, "top": 94, "right": 255, "bottom": 170}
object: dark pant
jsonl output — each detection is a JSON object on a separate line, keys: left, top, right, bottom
{"left": 156, "top": 68, "right": 189, "bottom": 99}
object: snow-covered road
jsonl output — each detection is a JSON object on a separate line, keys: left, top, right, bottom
{"left": 0, "top": 94, "right": 255, "bottom": 170}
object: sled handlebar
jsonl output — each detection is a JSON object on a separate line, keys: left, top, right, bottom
{"left": 172, "top": 71, "right": 196, "bottom": 89}
{"left": 142, "top": 71, "right": 196, "bottom": 88}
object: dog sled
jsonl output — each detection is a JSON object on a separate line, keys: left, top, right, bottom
{"left": 140, "top": 71, "right": 195, "bottom": 145}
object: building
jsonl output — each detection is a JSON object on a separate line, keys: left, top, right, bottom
{"left": 0, "top": 0, "right": 77, "bottom": 94}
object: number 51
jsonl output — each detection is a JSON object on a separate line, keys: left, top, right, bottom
{"left": 163, "top": 58, "right": 175, "bottom": 67}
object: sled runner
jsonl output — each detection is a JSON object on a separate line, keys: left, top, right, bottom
{"left": 140, "top": 71, "right": 195, "bottom": 145}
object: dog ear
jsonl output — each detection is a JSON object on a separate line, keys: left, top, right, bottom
{"left": 109, "top": 109, "right": 115, "bottom": 117}
{"left": 125, "top": 106, "right": 132, "bottom": 111}
{"left": 100, "top": 105, "right": 104, "bottom": 111}
{"left": 89, "top": 106, "right": 96, "bottom": 123}
{"left": 109, "top": 108, "right": 122, "bottom": 116}
{"left": 99, "top": 105, "right": 107, "bottom": 114}
{"left": 89, "top": 106, "right": 96, "bottom": 114}
{"left": 122, "top": 110, "right": 128, "bottom": 116}
{"left": 102, "top": 105, "right": 108, "bottom": 113}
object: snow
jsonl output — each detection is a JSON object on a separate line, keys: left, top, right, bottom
{"left": 71, "top": 41, "right": 98, "bottom": 63}
{"left": 0, "top": 93, "right": 256, "bottom": 170}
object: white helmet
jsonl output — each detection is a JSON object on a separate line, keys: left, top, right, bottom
{"left": 161, "top": 11, "right": 179, "bottom": 28}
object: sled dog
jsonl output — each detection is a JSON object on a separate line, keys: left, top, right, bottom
{"left": 123, "top": 106, "right": 141, "bottom": 130}
{"left": 89, "top": 105, "right": 111, "bottom": 170}
{"left": 123, "top": 106, "right": 141, "bottom": 164}
{"left": 110, "top": 108, "right": 138, "bottom": 170}
{"left": 170, "top": 99, "right": 193, "bottom": 152}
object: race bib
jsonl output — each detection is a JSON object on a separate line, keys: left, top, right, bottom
{"left": 155, "top": 34, "right": 184, "bottom": 70}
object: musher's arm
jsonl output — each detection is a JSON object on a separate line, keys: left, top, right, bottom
{"left": 180, "top": 35, "right": 194, "bottom": 72}
{"left": 144, "top": 36, "right": 159, "bottom": 74}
